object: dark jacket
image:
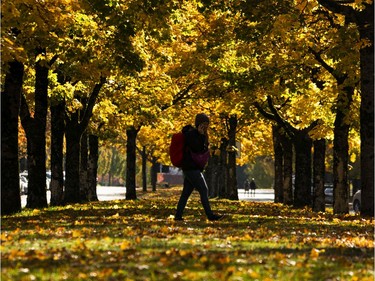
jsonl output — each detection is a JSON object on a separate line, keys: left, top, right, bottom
{"left": 181, "top": 125, "right": 209, "bottom": 171}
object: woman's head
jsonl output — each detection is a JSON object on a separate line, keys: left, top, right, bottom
{"left": 195, "top": 113, "right": 210, "bottom": 128}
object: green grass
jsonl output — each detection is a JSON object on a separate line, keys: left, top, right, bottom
{"left": 1, "top": 187, "right": 373, "bottom": 281}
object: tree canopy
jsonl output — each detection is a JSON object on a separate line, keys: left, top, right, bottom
{"left": 1, "top": 0, "right": 372, "bottom": 215}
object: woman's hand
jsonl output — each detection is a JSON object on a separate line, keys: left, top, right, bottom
{"left": 198, "top": 122, "right": 209, "bottom": 135}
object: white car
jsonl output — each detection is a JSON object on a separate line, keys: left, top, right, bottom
{"left": 324, "top": 184, "right": 333, "bottom": 204}
{"left": 46, "top": 171, "right": 51, "bottom": 190}
{"left": 19, "top": 170, "right": 51, "bottom": 192}
{"left": 20, "top": 175, "right": 28, "bottom": 195}
{"left": 352, "top": 190, "right": 361, "bottom": 213}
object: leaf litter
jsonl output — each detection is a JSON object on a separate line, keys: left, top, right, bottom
{"left": 1, "top": 187, "right": 373, "bottom": 281}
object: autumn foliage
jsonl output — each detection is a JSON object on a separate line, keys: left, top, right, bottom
{"left": 1, "top": 188, "right": 373, "bottom": 280}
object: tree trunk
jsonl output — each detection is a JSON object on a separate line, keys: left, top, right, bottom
{"left": 205, "top": 153, "right": 220, "bottom": 198}
{"left": 50, "top": 100, "right": 65, "bottom": 206}
{"left": 313, "top": 139, "right": 326, "bottom": 212}
{"left": 218, "top": 138, "right": 228, "bottom": 198}
{"left": 204, "top": 156, "right": 213, "bottom": 196}
{"left": 280, "top": 128, "right": 293, "bottom": 205}
{"left": 254, "top": 96, "right": 318, "bottom": 208}
{"left": 126, "top": 126, "right": 139, "bottom": 200}
{"left": 142, "top": 146, "right": 147, "bottom": 192}
{"left": 293, "top": 131, "right": 313, "bottom": 208}
{"left": 88, "top": 134, "right": 99, "bottom": 201}
{"left": 273, "top": 125, "right": 284, "bottom": 203}
{"left": 64, "top": 78, "right": 105, "bottom": 203}
{"left": 80, "top": 130, "right": 89, "bottom": 202}
{"left": 333, "top": 89, "right": 352, "bottom": 214}
{"left": 26, "top": 60, "right": 49, "bottom": 209}
{"left": 150, "top": 159, "right": 158, "bottom": 192}
{"left": 64, "top": 119, "right": 81, "bottom": 204}
{"left": 1, "top": 60, "right": 24, "bottom": 214}
{"left": 226, "top": 115, "right": 238, "bottom": 200}
{"left": 359, "top": 4, "right": 374, "bottom": 217}
{"left": 318, "top": 0, "right": 374, "bottom": 218}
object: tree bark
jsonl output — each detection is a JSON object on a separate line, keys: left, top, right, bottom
{"left": 318, "top": 0, "right": 374, "bottom": 217}
{"left": 293, "top": 130, "right": 313, "bottom": 208}
{"left": 218, "top": 138, "right": 228, "bottom": 198}
{"left": 332, "top": 88, "right": 353, "bottom": 214}
{"left": 150, "top": 159, "right": 158, "bottom": 192}
{"left": 313, "top": 139, "right": 326, "bottom": 212}
{"left": 280, "top": 128, "right": 293, "bottom": 205}
{"left": 126, "top": 126, "right": 140, "bottom": 200}
{"left": 50, "top": 100, "right": 65, "bottom": 206}
{"left": 22, "top": 60, "right": 49, "bottom": 209}
{"left": 254, "top": 97, "right": 318, "bottom": 208}
{"left": 80, "top": 130, "right": 89, "bottom": 201}
{"left": 205, "top": 153, "right": 220, "bottom": 198}
{"left": 272, "top": 125, "right": 284, "bottom": 203}
{"left": 358, "top": 4, "right": 374, "bottom": 217}
{"left": 226, "top": 115, "right": 239, "bottom": 200}
{"left": 88, "top": 134, "right": 99, "bottom": 201}
{"left": 1, "top": 60, "right": 24, "bottom": 214}
{"left": 64, "top": 117, "right": 81, "bottom": 203}
{"left": 64, "top": 77, "right": 105, "bottom": 204}
{"left": 141, "top": 146, "right": 147, "bottom": 192}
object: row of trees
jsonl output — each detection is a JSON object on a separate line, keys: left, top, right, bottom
{"left": 1, "top": 0, "right": 373, "bottom": 216}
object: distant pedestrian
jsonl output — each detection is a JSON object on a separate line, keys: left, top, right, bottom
{"left": 250, "top": 178, "right": 257, "bottom": 196}
{"left": 244, "top": 179, "right": 250, "bottom": 196}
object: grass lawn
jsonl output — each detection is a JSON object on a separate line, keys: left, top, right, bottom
{"left": 1, "top": 187, "right": 374, "bottom": 281}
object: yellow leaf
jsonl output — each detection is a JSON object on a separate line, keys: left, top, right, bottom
{"left": 248, "top": 269, "right": 259, "bottom": 279}
{"left": 179, "top": 250, "right": 188, "bottom": 257}
{"left": 111, "top": 213, "right": 120, "bottom": 218}
{"left": 120, "top": 240, "right": 132, "bottom": 250}
{"left": 72, "top": 230, "right": 81, "bottom": 238}
{"left": 200, "top": 256, "right": 208, "bottom": 263}
{"left": 310, "top": 248, "right": 324, "bottom": 258}
{"left": 78, "top": 273, "right": 87, "bottom": 279}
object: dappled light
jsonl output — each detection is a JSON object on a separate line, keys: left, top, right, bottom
{"left": 2, "top": 188, "right": 373, "bottom": 280}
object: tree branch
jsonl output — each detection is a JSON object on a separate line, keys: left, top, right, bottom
{"left": 253, "top": 101, "right": 276, "bottom": 121}
{"left": 266, "top": 96, "right": 296, "bottom": 136}
{"left": 317, "top": 0, "right": 356, "bottom": 23}
{"left": 19, "top": 92, "right": 33, "bottom": 136}
{"left": 79, "top": 76, "right": 106, "bottom": 133}
{"left": 309, "top": 47, "right": 346, "bottom": 84}
{"left": 160, "top": 82, "right": 195, "bottom": 111}
{"left": 49, "top": 54, "right": 59, "bottom": 67}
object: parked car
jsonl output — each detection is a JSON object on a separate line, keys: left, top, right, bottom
{"left": 324, "top": 185, "right": 333, "bottom": 204}
{"left": 19, "top": 170, "right": 52, "bottom": 192}
{"left": 353, "top": 190, "right": 361, "bottom": 213}
{"left": 46, "top": 170, "right": 51, "bottom": 190}
{"left": 20, "top": 175, "right": 28, "bottom": 195}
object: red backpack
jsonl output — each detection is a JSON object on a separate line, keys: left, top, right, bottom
{"left": 169, "top": 132, "right": 185, "bottom": 167}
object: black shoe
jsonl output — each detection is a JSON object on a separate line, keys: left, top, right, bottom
{"left": 208, "top": 214, "right": 224, "bottom": 221}
{"left": 174, "top": 216, "right": 184, "bottom": 221}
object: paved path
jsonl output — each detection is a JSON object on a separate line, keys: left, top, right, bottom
{"left": 21, "top": 187, "right": 354, "bottom": 212}
{"left": 97, "top": 187, "right": 275, "bottom": 202}
{"left": 238, "top": 188, "right": 274, "bottom": 202}
{"left": 21, "top": 187, "right": 273, "bottom": 208}
{"left": 21, "top": 186, "right": 127, "bottom": 208}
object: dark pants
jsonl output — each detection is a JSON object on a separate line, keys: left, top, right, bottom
{"left": 175, "top": 170, "right": 214, "bottom": 219}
